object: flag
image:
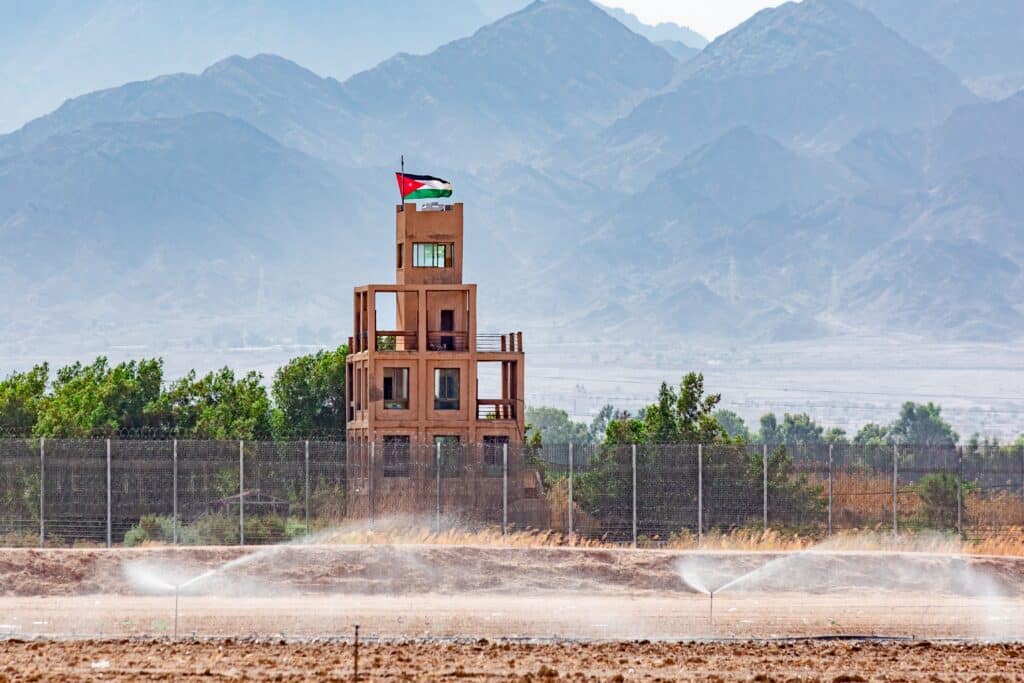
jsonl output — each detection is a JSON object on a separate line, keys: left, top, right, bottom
{"left": 396, "top": 172, "right": 453, "bottom": 200}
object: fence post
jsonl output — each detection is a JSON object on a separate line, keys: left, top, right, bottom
{"left": 39, "top": 437, "right": 45, "bottom": 548}
{"left": 827, "top": 443, "right": 833, "bottom": 537}
{"left": 172, "top": 439, "right": 178, "bottom": 545}
{"left": 106, "top": 438, "right": 112, "bottom": 548}
{"left": 697, "top": 444, "right": 703, "bottom": 546}
{"left": 892, "top": 444, "right": 899, "bottom": 539}
{"left": 435, "top": 441, "right": 442, "bottom": 534}
{"left": 239, "top": 440, "right": 245, "bottom": 546}
{"left": 956, "top": 445, "right": 963, "bottom": 538}
{"left": 568, "top": 443, "right": 574, "bottom": 542}
{"left": 762, "top": 443, "right": 768, "bottom": 533}
{"left": 502, "top": 443, "right": 508, "bottom": 536}
{"left": 369, "top": 441, "right": 375, "bottom": 529}
{"left": 631, "top": 444, "right": 638, "bottom": 548}
{"left": 305, "top": 440, "right": 310, "bottom": 537}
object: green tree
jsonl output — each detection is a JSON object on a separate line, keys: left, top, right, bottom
{"left": 823, "top": 427, "right": 849, "bottom": 445}
{"left": 780, "top": 413, "right": 824, "bottom": 444}
{"left": 34, "top": 357, "right": 165, "bottom": 437}
{"left": 605, "top": 372, "right": 726, "bottom": 446}
{"left": 853, "top": 422, "right": 889, "bottom": 446}
{"left": 525, "top": 406, "right": 590, "bottom": 444}
{"left": 588, "top": 404, "right": 615, "bottom": 443}
{"left": 758, "top": 413, "right": 781, "bottom": 445}
{"left": 914, "top": 472, "right": 973, "bottom": 530}
{"left": 889, "top": 402, "right": 958, "bottom": 446}
{"left": 160, "top": 368, "right": 273, "bottom": 439}
{"left": 0, "top": 363, "right": 49, "bottom": 433}
{"left": 714, "top": 409, "right": 750, "bottom": 441}
{"left": 271, "top": 344, "right": 348, "bottom": 437}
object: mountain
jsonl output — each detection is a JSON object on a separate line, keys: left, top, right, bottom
{"left": 596, "top": 4, "right": 708, "bottom": 48}
{"left": 0, "top": 113, "right": 390, "bottom": 349}
{"left": 0, "top": 55, "right": 356, "bottom": 162}
{"left": 852, "top": 0, "right": 1024, "bottom": 99}
{"left": 2, "top": 0, "right": 677, "bottom": 171}
{"left": 656, "top": 41, "right": 701, "bottom": 63}
{"left": 339, "top": 0, "right": 678, "bottom": 168}
{"left": 2, "top": 0, "right": 1023, "bottom": 356}
{"left": 0, "top": 0, "right": 499, "bottom": 135}
{"left": 567, "top": 0, "right": 975, "bottom": 189}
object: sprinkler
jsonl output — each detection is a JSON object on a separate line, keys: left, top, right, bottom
{"left": 709, "top": 590, "right": 714, "bottom": 632}
{"left": 174, "top": 584, "right": 180, "bottom": 640}
{"left": 353, "top": 623, "right": 360, "bottom": 681}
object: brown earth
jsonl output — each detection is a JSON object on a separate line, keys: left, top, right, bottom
{"left": 1, "top": 545, "right": 1023, "bottom": 641}
{"left": 3, "top": 544, "right": 1024, "bottom": 597}
{"left": 1, "top": 638, "right": 1024, "bottom": 681}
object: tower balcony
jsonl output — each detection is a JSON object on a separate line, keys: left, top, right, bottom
{"left": 477, "top": 399, "right": 517, "bottom": 421}
{"left": 362, "top": 331, "right": 524, "bottom": 354}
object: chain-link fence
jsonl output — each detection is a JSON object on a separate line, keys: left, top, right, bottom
{"left": 2, "top": 438, "right": 1023, "bottom": 547}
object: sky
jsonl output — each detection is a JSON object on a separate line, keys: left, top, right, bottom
{"left": 600, "top": 0, "right": 790, "bottom": 39}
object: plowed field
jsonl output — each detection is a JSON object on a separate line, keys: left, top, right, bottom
{"left": 2, "top": 638, "right": 1023, "bottom": 680}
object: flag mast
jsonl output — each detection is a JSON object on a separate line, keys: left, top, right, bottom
{"left": 399, "top": 155, "right": 405, "bottom": 211}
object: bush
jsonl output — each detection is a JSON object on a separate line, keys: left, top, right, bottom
{"left": 123, "top": 514, "right": 176, "bottom": 546}
{"left": 914, "top": 472, "right": 975, "bottom": 531}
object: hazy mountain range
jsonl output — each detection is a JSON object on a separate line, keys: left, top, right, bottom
{"left": 2, "top": 0, "right": 1023, "bottom": 363}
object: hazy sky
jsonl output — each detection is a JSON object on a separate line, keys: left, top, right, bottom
{"left": 602, "top": 0, "right": 791, "bottom": 39}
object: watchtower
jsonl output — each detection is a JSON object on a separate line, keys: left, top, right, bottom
{"left": 346, "top": 202, "right": 525, "bottom": 451}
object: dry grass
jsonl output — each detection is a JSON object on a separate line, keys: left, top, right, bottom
{"left": 305, "top": 515, "right": 1024, "bottom": 558}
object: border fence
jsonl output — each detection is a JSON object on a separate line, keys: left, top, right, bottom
{"left": 1, "top": 438, "right": 1023, "bottom": 548}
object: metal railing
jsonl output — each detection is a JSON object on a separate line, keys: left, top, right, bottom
{"left": 375, "top": 331, "right": 418, "bottom": 351}
{"left": 476, "top": 333, "right": 523, "bottom": 353}
{"left": 477, "top": 399, "right": 517, "bottom": 421}
{"left": 426, "top": 331, "right": 468, "bottom": 351}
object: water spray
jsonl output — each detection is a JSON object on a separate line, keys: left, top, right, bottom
{"left": 174, "top": 584, "right": 179, "bottom": 640}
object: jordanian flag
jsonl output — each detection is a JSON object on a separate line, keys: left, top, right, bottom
{"left": 396, "top": 172, "right": 453, "bottom": 200}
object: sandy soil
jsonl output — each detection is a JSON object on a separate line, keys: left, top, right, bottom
{"left": 2, "top": 638, "right": 1024, "bottom": 681}
{"left": 1, "top": 545, "right": 1023, "bottom": 641}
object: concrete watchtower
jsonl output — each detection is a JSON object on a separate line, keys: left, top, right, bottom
{"left": 346, "top": 201, "right": 525, "bottom": 450}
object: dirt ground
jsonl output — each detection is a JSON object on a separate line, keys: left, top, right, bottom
{"left": 1, "top": 545, "right": 1023, "bottom": 641}
{"left": 2, "top": 638, "right": 1024, "bottom": 681}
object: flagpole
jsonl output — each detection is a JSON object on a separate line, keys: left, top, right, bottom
{"left": 399, "top": 155, "right": 405, "bottom": 212}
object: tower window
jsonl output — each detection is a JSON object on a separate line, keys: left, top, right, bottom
{"left": 382, "top": 367, "right": 409, "bottom": 409}
{"left": 434, "top": 368, "right": 460, "bottom": 410}
{"left": 413, "top": 243, "right": 454, "bottom": 268}
{"left": 396, "top": 243, "right": 403, "bottom": 268}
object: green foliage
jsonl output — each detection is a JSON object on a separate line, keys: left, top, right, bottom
{"left": 823, "top": 427, "right": 849, "bottom": 445}
{"left": 588, "top": 404, "right": 615, "bottom": 443}
{"left": 157, "top": 368, "right": 273, "bottom": 439}
{"left": 751, "top": 445, "right": 825, "bottom": 527}
{"left": 890, "top": 402, "right": 958, "bottom": 447}
{"left": 124, "top": 513, "right": 298, "bottom": 546}
{"left": 271, "top": 344, "right": 348, "bottom": 437}
{"left": 605, "top": 372, "right": 726, "bottom": 446}
{"left": 853, "top": 422, "right": 889, "bottom": 446}
{"left": 525, "top": 406, "right": 590, "bottom": 444}
{"left": 0, "top": 364, "right": 49, "bottom": 432}
{"left": 913, "top": 472, "right": 974, "bottom": 530}
{"left": 123, "top": 514, "right": 184, "bottom": 546}
{"left": 758, "top": 412, "right": 825, "bottom": 445}
{"left": 714, "top": 409, "right": 750, "bottom": 441}
{"left": 34, "top": 357, "right": 165, "bottom": 437}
